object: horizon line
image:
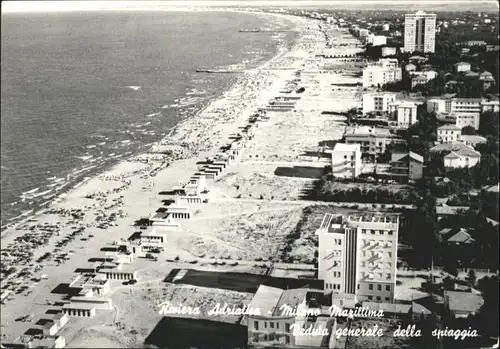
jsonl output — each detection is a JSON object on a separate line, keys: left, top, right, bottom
{"left": 2, "top": 1, "right": 499, "bottom": 14}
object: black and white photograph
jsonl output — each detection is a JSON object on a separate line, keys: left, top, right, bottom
{"left": 0, "top": 1, "right": 499, "bottom": 348}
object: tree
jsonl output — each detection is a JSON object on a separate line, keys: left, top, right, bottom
{"left": 479, "top": 111, "right": 499, "bottom": 137}
{"left": 461, "top": 125, "right": 476, "bottom": 135}
{"left": 466, "top": 269, "right": 476, "bottom": 287}
{"left": 474, "top": 276, "right": 500, "bottom": 337}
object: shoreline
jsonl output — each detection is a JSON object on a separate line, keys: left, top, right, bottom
{"left": 0, "top": 9, "right": 299, "bottom": 237}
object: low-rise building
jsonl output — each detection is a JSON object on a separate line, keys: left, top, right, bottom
{"left": 439, "top": 228, "right": 475, "bottom": 245}
{"left": 331, "top": 143, "right": 362, "bottom": 179}
{"left": 69, "top": 273, "right": 111, "bottom": 296}
{"left": 454, "top": 62, "right": 471, "bottom": 73}
{"left": 437, "top": 124, "right": 461, "bottom": 143}
{"left": 363, "top": 59, "right": 402, "bottom": 87}
{"left": 389, "top": 151, "right": 424, "bottom": 182}
{"left": 444, "top": 291, "right": 484, "bottom": 319}
{"left": 481, "top": 99, "right": 499, "bottom": 113}
{"left": 443, "top": 147, "right": 481, "bottom": 168}
{"left": 460, "top": 135, "right": 487, "bottom": 148}
{"left": 242, "top": 285, "right": 334, "bottom": 348}
{"left": 405, "top": 63, "right": 417, "bottom": 72}
{"left": 435, "top": 204, "right": 470, "bottom": 221}
{"left": 411, "top": 75, "right": 429, "bottom": 89}
{"left": 362, "top": 92, "right": 397, "bottom": 115}
{"left": 344, "top": 126, "right": 404, "bottom": 157}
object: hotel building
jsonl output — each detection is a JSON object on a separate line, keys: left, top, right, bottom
{"left": 403, "top": 11, "right": 437, "bottom": 53}
{"left": 317, "top": 212, "right": 400, "bottom": 304}
{"left": 388, "top": 101, "right": 418, "bottom": 128}
{"left": 362, "top": 59, "right": 402, "bottom": 88}
{"left": 330, "top": 143, "right": 362, "bottom": 179}
{"left": 362, "top": 92, "right": 397, "bottom": 115}
{"left": 344, "top": 126, "right": 405, "bottom": 157}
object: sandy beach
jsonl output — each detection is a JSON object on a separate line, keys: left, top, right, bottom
{"left": 0, "top": 11, "right": 372, "bottom": 347}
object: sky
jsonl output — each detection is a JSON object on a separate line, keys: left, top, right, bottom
{"left": 1, "top": 0, "right": 498, "bottom": 13}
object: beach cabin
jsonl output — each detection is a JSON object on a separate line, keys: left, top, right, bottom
{"left": 62, "top": 303, "right": 96, "bottom": 317}
{"left": 177, "top": 195, "right": 203, "bottom": 205}
{"left": 69, "top": 273, "right": 111, "bottom": 296}
{"left": 69, "top": 296, "right": 113, "bottom": 310}
{"left": 140, "top": 228, "right": 167, "bottom": 245}
{"left": 43, "top": 321, "right": 58, "bottom": 336}
{"left": 54, "top": 313, "right": 69, "bottom": 330}
{"left": 97, "top": 263, "right": 137, "bottom": 281}
{"left": 163, "top": 206, "right": 192, "bottom": 219}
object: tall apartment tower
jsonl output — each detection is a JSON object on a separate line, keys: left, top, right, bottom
{"left": 404, "top": 11, "right": 437, "bottom": 53}
{"left": 316, "top": 212, "right": 400, "bottom": 305}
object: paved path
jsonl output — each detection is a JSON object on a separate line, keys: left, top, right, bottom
{"left": 214, "top": 197, "right": 415, "bottom": 209}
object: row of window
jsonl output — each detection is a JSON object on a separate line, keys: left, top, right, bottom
{"left": 367, "top": 295, "right": 391, "bottom": 301}
{"left": 253, "top": 321, "right": 290, "bottom": 332}
{"left": 326, "top": 283, "right": 341, "bottom": 290}
{"left": 368, "top": 283, "right": 392, "bottom": 291}
{"left": 361, "top": 261, "right": 393, "bottom": 268}
{"left": 361, "top": 250, "right": 393, "bottom": 258}
{"left": 362, "top": 272, "right": 392, "bottom": 279}
{"left": 361, "top": 229, "right": 394, "bottom": 235}
{"left": 253, "top": 333, "right": 290, "bottom": 344}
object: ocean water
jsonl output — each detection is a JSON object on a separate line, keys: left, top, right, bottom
{"left": 0, "top": 10, "right": 296, "bottom": 228}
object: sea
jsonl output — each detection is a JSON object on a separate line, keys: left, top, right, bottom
{"left": 0, "top": 10, "right": 297, "bottom": 230}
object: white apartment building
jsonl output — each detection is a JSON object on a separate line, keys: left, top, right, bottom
{"left": 370, "top": 35, "right": 387, "bottom": 46}
{"left": 437, "top": 124, "right": 461, "bottom": 143}
{"left": 427, "top": 98, "right": 450, "bottom": 114}
{"left": 388, "top": 101, "right": 418, "bottom": 128}
{"left": 481, "top": 100, "right": 500, "bottom": 113}
{"left": 362, "top": 59, "right": 402, "bottom": 87}
{"left": 450, "top": 98, "right": 482, "bottom": 115}
{"left": 362, "top": 92, "right": 397, "bottom": 115}
{"left": 427, "top": 98, "right": 486, "bottom": 121}
{"left": 382, "top": 24, "right": 390, "bottom": 31}
{"left": 381, "top": 47, "right": 397, "bottom": 57}
{"left": 331, "top": 143, "right": 362, "bottom": 179}
{"left": 317, "top": 212, "right": 400, "bottom": 304}
{"left": 404, "top": 11, "right": 437, "bottom": 53}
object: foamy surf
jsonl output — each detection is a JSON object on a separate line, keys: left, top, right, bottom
{"left": 76, "top": 155, "right": 93, "bottom": 161}
{"left": 22, "top": 188, "right": 40, "bottom": 195}
{"left": 125, "top": 86, "right": 142, "bottom": 91}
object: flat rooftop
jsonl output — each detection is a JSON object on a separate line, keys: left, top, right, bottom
{"left": 333, "top": 143, "right": 361, "bottom": 152}
{"left": 347, "top": 212, "right": 399, "bottom": 224}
